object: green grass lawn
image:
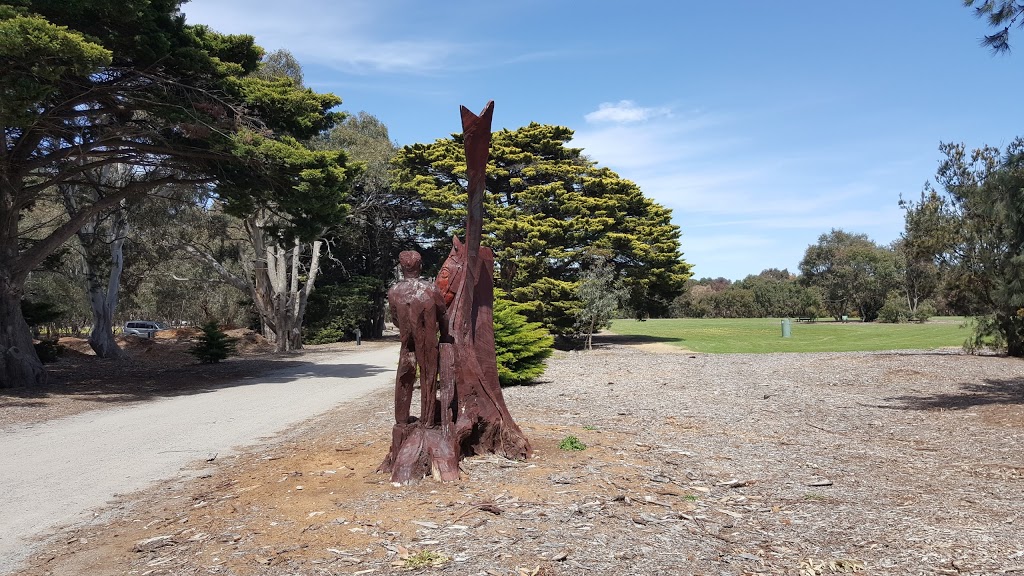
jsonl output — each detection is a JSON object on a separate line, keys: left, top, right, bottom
{"left": 605, "top": 317, "right": 972, "bottom": 353}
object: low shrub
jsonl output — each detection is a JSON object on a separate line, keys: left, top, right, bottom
{"left": 878, "top": 295, "right": 910, "bottom": 323}
{"left": 493, "top": 291, "right": 554, "bottom": 386}
{"left": 34, "top": 339, "right": 64, "bottom": 363}
{"left": 189, "top": 322, "right": 238, "bottom": 364}
{"left": 558, "top": 435, "right": 587, "bottom": 451}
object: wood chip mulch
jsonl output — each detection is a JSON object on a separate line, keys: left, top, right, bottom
{"left": 12, "top": 343, "right": 1024, "bottom": 576}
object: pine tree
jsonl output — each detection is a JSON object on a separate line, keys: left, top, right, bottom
{"left": 189, "top": 322, "right": 238, "bottom": 364}
{"left": 929, "top": 138, "right": 1024, "bottom": 356}
{"left": 493, "top": 292, "right": 554, "bottom": 386}
{"left": 394, "top": 122, "right": 691, "bottom": 337}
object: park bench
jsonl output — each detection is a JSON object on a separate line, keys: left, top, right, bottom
{"left": 797, "top": 317, "right": 815, "bottom": 323}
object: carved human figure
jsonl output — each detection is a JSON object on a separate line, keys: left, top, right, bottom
{"left": 387, "top": 250, "right": 449, "bottom": 425}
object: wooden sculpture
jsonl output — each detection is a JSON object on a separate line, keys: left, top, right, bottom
{"left": 379, "top": 101, "right": 532, "bottom": 484}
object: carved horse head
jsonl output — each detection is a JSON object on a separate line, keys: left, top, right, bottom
{"left": 435, "top": 235, "right": 494, "bottom": 308}
{"left": 435, "top": 236, "right": 465, "bottom": 307}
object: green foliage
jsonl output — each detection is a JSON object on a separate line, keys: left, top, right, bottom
{"left": 963, "top": 313, "right": 1014, "bottom": 354}
{"left": 220, "top": 132, "right": 353, "bottom": 242}
{"left": 898, "top": 187, "right": 954, "bottom": 319}
{"left": 577, "top": 258, "right": 624, "bottom": 347}
{"left": 1, "top": 0, "right": 355, "bottom": 386}
{"left": 33, "top": 339, "right": 63, "bottom": 363}
{"left": 309, "top": 112, "right": 416, "bottom": 339}
{"left": 304, "top": 277, "right": 382, "bottom": 344}
{"left": 914, "top": 300, "right": 937, "bottom": 323}
{"left": 0, "top": 12, "right": 111, "bottom": 124}
{"left": 188, "top": 321, "right": 238, "bottom": 364}
{"left": 964, "top": 0, "right": 1024, "bottom": 53}
{"left": 609, "top": 317, "right": 967, "bottom": 354}
{"left": 879, "top": 295, "right": 937, "bottom": 324}
{"left": 493, "top": 291, "right": 554, "bottom": 386}
{"left": 400, "top": 550, "right": 448, "bottom": 569}
{"left": 23, "top": 269, "right": 90, "bottom": 330}
{"left": 20, "top": 298, "right": 63, "bottom": 326}
{"left": 878, "top": 294, "right": 911, "bottom": 324}
{"left": 558, "top": 436, "right": 587, "bottom": 451}
{"left": 926, "top": 138, "right": 1024, "bottom": 355}
{"left": 253, "top": 48, "right": 303, "bottom": 86}
{"left": 670, "top": 271, "right": 821, "bottom": 319}
{"left": 799, "top": 230, "right": 900, "bottom": 322}
{"left": 393, "top": 122, "right": 690, "bottom": 336}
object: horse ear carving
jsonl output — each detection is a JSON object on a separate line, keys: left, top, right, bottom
{"left": 452, "top": 236, "right": 463, "bottom": 252}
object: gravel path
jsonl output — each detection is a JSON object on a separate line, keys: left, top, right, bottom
{"left": 0, "top": 343, "right": 398, "bottom": 576}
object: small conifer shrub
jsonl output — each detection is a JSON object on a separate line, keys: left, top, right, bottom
{"left": 493, "top": 291, "right": 554, "bottom": 386}
{"left": 34, "top": 339, "right": 64, "bottom": 363}
{"left": 189, "top": 321, "right": 238, "bottom": 364}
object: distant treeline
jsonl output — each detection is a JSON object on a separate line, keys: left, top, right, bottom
{"left": 669, "top": 269, "right": 821, "bottom": 319}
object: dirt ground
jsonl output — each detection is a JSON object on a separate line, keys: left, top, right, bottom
{"left": 5, "top": 336, "right": 1024, "bottom": 576}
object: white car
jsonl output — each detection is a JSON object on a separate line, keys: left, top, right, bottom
{"left": 123, "top": 321, "right": 167, "bottom": 338}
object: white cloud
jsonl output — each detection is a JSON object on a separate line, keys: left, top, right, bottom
{"left": 182, "top": 0, "right": 463, "bottom": 74}
{"left": 584, "top": 100, "right": 672, "bottom": 124}
{"left": 570, "top": 101, "right": 911, "bottom": 278}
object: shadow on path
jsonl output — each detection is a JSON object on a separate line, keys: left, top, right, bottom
{"left": 1, "top": 353, "right": 394, "bottom": 407}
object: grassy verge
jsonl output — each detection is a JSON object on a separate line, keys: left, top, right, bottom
{"left": 606, "top": 317, "right": 971, "bottom": 353}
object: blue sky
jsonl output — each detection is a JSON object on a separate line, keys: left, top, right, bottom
{"left": 183, "top": 1, "right": 1023, "bottom": 280}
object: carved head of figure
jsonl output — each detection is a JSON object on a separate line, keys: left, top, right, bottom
{"left": 398, "top": 250, "right": 422, "bottom": 279}
{"left": 435, "top": 237, "right": 464, "bottom": 307}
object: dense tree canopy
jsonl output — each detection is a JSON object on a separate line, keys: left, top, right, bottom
{"left": 393, "top": 122, "right": 690, "bottom": 336}
{"left": 1, "top": 0, "right": 351, "bottom": 385}
{"left": 799, "top": 230, "right": 899, "bottom": 322}
{"left": 897, "top": 184, "right": 956, "bottom": 317}
{"left": 919, "top": 139, "right": 1024, "bottom": 355}
{"left": 306, "top": 112, "right": 420, "bottom": 340}
{"left": 670, "top": 271, "right": 820, "bottom": 319}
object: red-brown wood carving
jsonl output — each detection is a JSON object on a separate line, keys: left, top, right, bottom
{"left": 379, "top": 101, "right": 532, "bottom": 484}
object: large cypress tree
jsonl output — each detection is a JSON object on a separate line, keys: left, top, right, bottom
{"left": 393, "top": 122, "right": 690, "bottom": 336}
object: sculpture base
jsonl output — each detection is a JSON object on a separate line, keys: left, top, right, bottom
{"left": 377, "top": 421, "right": 460, "bottom": 484}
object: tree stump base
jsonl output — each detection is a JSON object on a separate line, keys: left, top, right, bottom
{"left": 377, "top": 421, "right": 460, "bottom": 484}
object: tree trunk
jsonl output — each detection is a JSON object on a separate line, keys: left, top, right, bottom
{"left": 88, "top": 309, "right": 122, "bottom": 358}
{"left": 1, "top": 173, "right": 45, "bottom": 387}
{"left": 260, "top": 235, "right": 321, "bottom": 353}
{"left": 61, "top": 174, "right": 134, "bottom": 359}
{"left": 365, "top": 292, "right": 387, "bottom": 338}
{"left": 183, "top": 217, "right": 322, "bottom": 354}
{"left": 1000, "top": 313, "right": 1024, "bottom": 357}
{"left": 0, "top": 275, "right": 45, "bottom": 388}
{"left": 586, "top": 315, "right": 596, "bottom": 351}
{"left": 81, "top": 211, "right": 128, "bottom": 359}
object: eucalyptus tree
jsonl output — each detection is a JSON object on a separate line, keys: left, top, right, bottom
{"left": 1, "top": 1, "right": 350, "bottom": 385}
{"left": 308, "top": 112, "right": 420, "bottom": 340}
{"left": 799, "top": 230, "right": 900, "bottom": 321}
